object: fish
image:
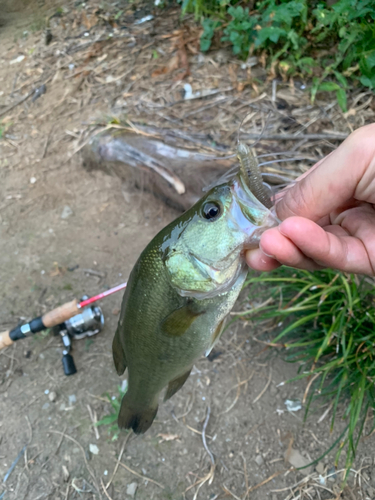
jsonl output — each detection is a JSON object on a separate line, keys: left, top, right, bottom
{"left": 112, "top": 148, "right": 279, "bottom": 434}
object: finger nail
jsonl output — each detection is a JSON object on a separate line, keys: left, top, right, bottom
{"left": 259, "top": 244, "right": 275, "bottom": 259}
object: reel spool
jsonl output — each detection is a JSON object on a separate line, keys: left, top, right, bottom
{"left": 59, "top": 297, "right": 104, "bottom": 376}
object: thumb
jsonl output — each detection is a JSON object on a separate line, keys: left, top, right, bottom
{"left": 275, "top": 123, "right": 375, "bottom": 222}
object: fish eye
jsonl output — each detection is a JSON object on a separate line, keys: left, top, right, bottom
{"left": 202, "top": 201, "right": 221, "bottom": 221}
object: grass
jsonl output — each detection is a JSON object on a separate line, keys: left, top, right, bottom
{"left": 238, "top": 267, "right": 375, "bottom": 477}
{"left": 94, "top": 267, "right": 374, "bottom": 478}
{"left": 96, "top": 384, "right": 128, "bottom": 441}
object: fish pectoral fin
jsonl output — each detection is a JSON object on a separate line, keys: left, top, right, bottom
{"left": 161, "top": 305, "right": 204, "bottom": 337}
{"left": 112, "top": 328, "right": 127, "bottom": 376}
{"left": 164, "top": 368, "right": 192, "bottom": 401}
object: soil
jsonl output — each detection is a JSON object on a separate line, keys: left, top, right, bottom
{"left": 0, "top": 2, "right": 374, "bottom": 500}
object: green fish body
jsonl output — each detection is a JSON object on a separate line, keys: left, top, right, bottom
{"left": 113, "top": 173, "right": 278, "bottom": 434}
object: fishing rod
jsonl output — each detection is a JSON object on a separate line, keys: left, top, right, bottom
{"left": 0, "top": 282, "right": 127, "bottom": 373}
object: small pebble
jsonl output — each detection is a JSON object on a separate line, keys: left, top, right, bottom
{"left": 126, "top": 482, "right": 138, "bottom": 498}
{"left": 104, "top": 470, "right": 108, "bottom": 476}
{"left": 10, "top": 55, "right": 25, "bottom": 64}
{"left": 89, "top": 444, "right": 99, "bottom": 455}
{"left": 315, "top": 462, "right": 325, "bottom": 475}
{"left": 30, "top": 176, "right": 36, "bottom": 184}
{"left": 59, "top": 403, "right": 66, "bottom": 411}
{"left": 68, "top": 394, "right": 76, "bottom": 405}
{"left": 48, "top": 391, "right": 57, "bottom": 402}
{"left": 42, "top": 402, "right": 50, "bottom": 410}
{"left": 254, "top": 455, "right": 264, "bottom": 467}
{"left": 61, "top": 206, "right": 73, "bottom": 219}
{"left": 44, "top": 389, "right": 50, "bottom": 395}
{"left": 327, "top": 466, "right": 337, "bottom": 482}
{"left": 285, "top": 399, "right": 302, "bottom": 412}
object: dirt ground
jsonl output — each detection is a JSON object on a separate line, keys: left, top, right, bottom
{"left": 0, "top": 1, "right": 374, "bottom": 499}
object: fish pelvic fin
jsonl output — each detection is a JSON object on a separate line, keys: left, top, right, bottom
{"left": 112, "top": 328, "right": 127, "bottom": 376}
{"left": 164, "top": 368, "right": 192, "bottom": 402}
{"left": 118, "top": 393, "right": 158, "bottom": 434}
{"left": 205, "top": 317, "right": 227, "bottom": 357}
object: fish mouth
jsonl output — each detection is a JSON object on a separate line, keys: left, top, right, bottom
{"left": 230, "top": 176, "right": 279, "bottom": 240}
{"left": 179, "top": 252, "right": 246, "bottom": 299}
{"left": 190, "top": 249, "right": 239, "bottom": 278}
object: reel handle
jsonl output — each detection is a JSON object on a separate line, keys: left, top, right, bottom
{"left": 62, "top": 352, "right": 77, "bottom": 376}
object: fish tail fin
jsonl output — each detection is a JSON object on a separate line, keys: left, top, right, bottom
{"left": 112, "top": 328, "right": 127, "bottom": 375}
{"left": 118, "top": 393, "right": 158, "bottom": 434}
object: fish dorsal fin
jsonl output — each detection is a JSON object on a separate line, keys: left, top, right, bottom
{"left": 161, "top": 305, "right": 204, "bottom": 337}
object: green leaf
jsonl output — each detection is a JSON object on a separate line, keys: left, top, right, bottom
{"left": 336, "top": 88, "right": 348, "bottom": 112}
{"left": 181, "top": 0, "right": 192, "bottom": 15}
{"left": 367, "top": 52, "right": 375, "bottom": 69}
{"left": 256, "top": 26, "right": 285, "bottom": 46}
{"left": 200, "top": 38, "right": 212, "bottom": 51}
{"left": 318, "top": 81, "right": 340, "bottom": 92}
{"left": 96, "top": 414, "right": 118, "bottom": 426}
{"left": 360, "top": 75, "right": 375, "bottom": 89}
{"left": 333, "top": 71, "right": 348, "bottom": 88}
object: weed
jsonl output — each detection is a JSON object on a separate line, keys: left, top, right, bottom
{"left": 181, "top": 0, "right": 375, "bottom": 111}
{"left": 96, "top": 384, "right": 127, "bottom": 441}
{"left": 239, "top": 268, "right": 375, "bottom": 477}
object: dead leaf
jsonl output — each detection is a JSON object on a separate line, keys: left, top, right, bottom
{"left": 81, "top": 11, "right": 98, "bottom": 30}
{"left": 228, "top": 64, "right": 238, "bottom": 85}
{"left": 81, "top": 11, "right": 91, "bottom": 29}
{"left": 49, "top": 262, "right": 66, "bottom": 277}
{"left": 251, "top": 81, "right": 260, "bottom": 96}
{"left": 344, "top": 108, "right": 356, "bottom": 118}
{"left": 62, "top": 465, "right": 70, "bottom": 482}
{"left": 237, "top": 81, "right": 245, "bottom": 92}
{"left": 151, "top": 55, "right": 179, "bottom": 78}
{"left": 285, "top": 448, "right": 313, "bottom": 476}
{"left": 99, "top": 203, "right": 109, "bottom": 213}
{"left": 259, "top": 51, "right": 267, "bottom": 69}
{"left": 157, "top": 433, "right": 180, "bottom": 443}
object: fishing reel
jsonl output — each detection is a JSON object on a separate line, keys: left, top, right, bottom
{"left": 57, "top": 296, "right": 104, "bottom": 376}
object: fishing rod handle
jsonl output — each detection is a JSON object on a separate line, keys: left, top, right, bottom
{"left": 42, "top": 299, "right": 79, "bottom": 327}
{"left": 0, "top": 299, "right": 80, "bottom": 351}
{"left": 0, "top": 331, "right": 13, "bottom": 350}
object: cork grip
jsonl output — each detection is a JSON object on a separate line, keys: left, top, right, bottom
{"left": 42, "top": 299, "right": 79, "bottom": 327}
{"left": 0, "top": 331, "right": 13, "bottom": 350}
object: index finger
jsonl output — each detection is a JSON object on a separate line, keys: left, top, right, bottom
{"left": 275, "top": 123, "right": 375, "bottom": 222}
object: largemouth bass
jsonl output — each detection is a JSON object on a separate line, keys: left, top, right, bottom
{"left": 112, "top": 152, "right": 279, "bottom": 434}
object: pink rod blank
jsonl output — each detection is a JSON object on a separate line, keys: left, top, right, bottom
{"left": 79, "top": 282, "right": 127, "bottom": 308}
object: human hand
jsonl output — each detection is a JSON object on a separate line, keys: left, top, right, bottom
{"left": 246, "top": 123, "right": 375, "bottom": 276}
